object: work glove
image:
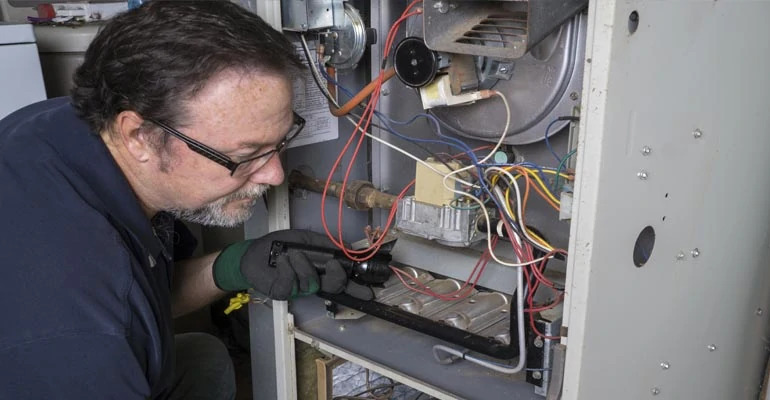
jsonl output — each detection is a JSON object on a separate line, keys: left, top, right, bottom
{"left": 213, "top": 230, "right": 373, "bottom": 301}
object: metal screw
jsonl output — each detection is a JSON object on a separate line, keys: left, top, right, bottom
{"left": 381, "top": 88, "right": 390, "bottom": 96}
{"left": 691, "top": 248, "right": 700, "bottom": 258}
{"left": 660, "top": 362, "right": 670, "bottom": 370}
{"left": 637, "top": 170, "right": 649, "bottom": 180}
{"left": 570, "top": 91, "right": 579, "bottom": 101}
{"left": 326, "top": 311, "right": 334, "bottom": 318}
{"left": 324, "top": 300, "right": 332, "bottom": 306}
{"left": 339, "top": 324, "right": 346, "bottom": 332}
{"left": 534, "top": 337, "right": 544, "bottom": 348}
{"left": 433, "top": 1, "right": 449, "bottom": 13}
{"left": 651, "top": 387, "right": 660, "bottom": 396}
{"left": 693, "top": 128, "right": 703, "bottom": 138}
{"left": 757, "top": 308, "right": 764, "bottom": 316}
{"left": 676, "top": 252, "right": 686, "bottom": 260}
{"left": 707, "top": 344, "right": 717, "bottom": 352}
{"left": 532, "top": 371, "right": 542, "bottom": 380}
{"left": 499, "top": 66, "right": 508, "bottom": 73}
{"left": 641, "top": 146, "right": 652, "bottom": 155}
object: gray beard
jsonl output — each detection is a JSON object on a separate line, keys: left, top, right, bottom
{"left": 167, "top": 184, "right": 269, "bottom": 227}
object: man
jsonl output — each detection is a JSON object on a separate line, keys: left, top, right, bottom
{"left": 0, "top": 1, "right": 362, "bottom": 398}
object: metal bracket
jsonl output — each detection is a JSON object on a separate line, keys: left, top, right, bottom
{"left": 546, "top": 344, "right": 567, "bottom": 400}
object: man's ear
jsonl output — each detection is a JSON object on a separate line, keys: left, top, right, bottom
{"left": 113, "top": 110, "right": 154, "bottom": 163}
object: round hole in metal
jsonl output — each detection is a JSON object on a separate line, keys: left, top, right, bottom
{"left": 633, "top": 226, "right": 655, "bottom": 267}
{"left": 629, "top": 11, "right": 640, "bottom": 34}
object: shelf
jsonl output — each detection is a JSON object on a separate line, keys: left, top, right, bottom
{"left": 290, "top": 296, "right": 541, "bottom": 400}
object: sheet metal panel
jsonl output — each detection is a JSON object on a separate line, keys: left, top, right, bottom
{"left": 563, "top": 1, "right": 770, "bottom": 399}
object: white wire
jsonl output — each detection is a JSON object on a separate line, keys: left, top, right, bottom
{"left": 361, "top": 130, "right": 477, "bottom": 188}
{"left": 307, "top": 34, "right": 545, "bottom": 265}
{"left": 445, "top": 91, "right": 511, "bottom": 183}
{"left": 437, "top": 92, "right": 546, "bottom": 267}
{"left": 493, "top": 186, "right": 552, "bottom": 254}
{"left": 301, "top": 33, "right": 478, "bottom": 189}
{"left": 441, "top": 174, "right": 546, "bottom": 266}
{"left": 306, "top": 33, "right": 528, "bottom": 372}
{"left": 478, "top": 91, "right": 511, "bottom": 164}
{"left": 488, "top": 167, "right": 553, "bottom": 253}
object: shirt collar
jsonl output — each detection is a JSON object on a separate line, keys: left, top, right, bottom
{"left": 54, "top": 100, "right": 166, "bottom": 261}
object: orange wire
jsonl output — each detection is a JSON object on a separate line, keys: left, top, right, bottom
{"left": 320, "top": 4, "right": 423, "bottom": 260}
{"left": 327, "top": 67, "right": 397, "bottom": 117}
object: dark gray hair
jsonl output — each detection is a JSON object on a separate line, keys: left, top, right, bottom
{"left": 71, "top": 0, "right": 303, "bottom": 135}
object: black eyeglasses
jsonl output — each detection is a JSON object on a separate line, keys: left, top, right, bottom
{"left": 146, "top": 112, "right": 305, "bottom": 177}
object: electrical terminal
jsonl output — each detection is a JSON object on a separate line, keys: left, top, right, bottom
{"left": 419, "top": 74, "right": 496, "bottom": 109}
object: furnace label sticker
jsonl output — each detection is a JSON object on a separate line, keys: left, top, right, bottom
{"left": 289, "top": 41, "right": 339, "bottom": 149}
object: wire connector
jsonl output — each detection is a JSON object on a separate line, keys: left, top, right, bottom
{"left": 224, "top": 292, "right": 250, "bottom": 315}
{"left": 419, "top": 75, "right": 493, "bottom": 109}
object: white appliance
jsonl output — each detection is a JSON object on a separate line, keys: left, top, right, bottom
{"left": 0, "top": 23, "right": 46, "bottom": 119}
{"left": 33, "top": 24, "right": 100, "bottom": 98}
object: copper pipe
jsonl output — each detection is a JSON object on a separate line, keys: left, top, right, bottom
{"left": 327, "top": 67, "right": 397, "bottom": 117}
{"left": 289, "top": 170, "right": 397, "bottom": 210}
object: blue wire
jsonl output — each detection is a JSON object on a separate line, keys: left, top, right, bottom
{"left": 373, "top": 112, "right": 471, "bottom": 153}
{"left": 318, "top": 60, "right": 480, "bottom": 161}
{"left": 318, "top": 60, "right": 355, "bottom": 99}
{"left": 478, "top": 162, "right": 551, "bottom": 186}
{"left": 543, "top": 119, "right": 563, "bottom": 164}
{"left": 375, "top": 112, "right": 478, "bottom": 162}
{"left": 517, "top": 162, "right": 550, "bottom": 183}
{"left": 318, "top": 60, "right": 527, "bottom": 233}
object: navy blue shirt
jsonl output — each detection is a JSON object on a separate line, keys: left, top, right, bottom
{"left": 0, "top": 98, "right": 176, "bottom": 398}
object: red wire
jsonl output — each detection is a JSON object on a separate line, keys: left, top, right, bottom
{"left": 523, "top": 249, "right": 567, "bottom": 339}
{"left": 527, "top": 294, "right": 564, "bottom": 313}
{"left": 389, "top": 246, "right": 490, "bottom": 301}
{"left": 390, "top": 236, "right": 498, "bottom": 301}
{"left": 320, "top": 5, "right": 424, "bottom": 260}
{"left": 499, "top": 214, "right": 567, "bottom": 339}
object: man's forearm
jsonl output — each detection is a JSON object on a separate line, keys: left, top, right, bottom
{"left": 171, "top": 252, "right": 226, "bottom": 318}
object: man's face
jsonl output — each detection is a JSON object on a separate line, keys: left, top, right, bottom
{"left": 154, "top": 69, "right": 295, "bottom": 227}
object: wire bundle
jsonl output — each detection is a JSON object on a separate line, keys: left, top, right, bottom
{"left": 301, "top": 1, "right": 578, "bottom": 345}
{"left": 315, "top": 0, "right": 425, "bottom": 262}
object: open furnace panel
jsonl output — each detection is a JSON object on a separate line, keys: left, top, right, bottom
{"left": 280, "top": 1, "right": 586, "bottom": 397}
{"left": 252, "top": 1, "right": 770, "bottom": 399}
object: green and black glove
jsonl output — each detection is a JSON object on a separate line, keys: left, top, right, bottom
{"left": 212, "top": 229, "right": 373, "bottom": 301}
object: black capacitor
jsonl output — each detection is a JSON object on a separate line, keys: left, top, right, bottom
{"left": 393, "top": 37, "right": 439, "bottom": 88}
{"left": 268, "top": 241, "right": 392, "bottom": 285}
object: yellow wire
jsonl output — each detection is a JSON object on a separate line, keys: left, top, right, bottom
{"left": 502, "top": 187, "right": 554, "bottom": 250}
{"left": 486, "top": 168, "right": 564, "bottom": 251}
{"left": 537, "top": 169, "right": 572, "bottom": 179}
{"left": 525, "top": 168, "right": 560, "bottom": 205}
{"left": 508, "top": 168, "right": 561, "bottom": 205}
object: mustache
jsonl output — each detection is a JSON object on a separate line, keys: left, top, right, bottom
{"left": 164, "top": 184, "right": 270, "bottom": 227}
{"left": 223, "top": 184, "right": 269, "bottom": 202}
